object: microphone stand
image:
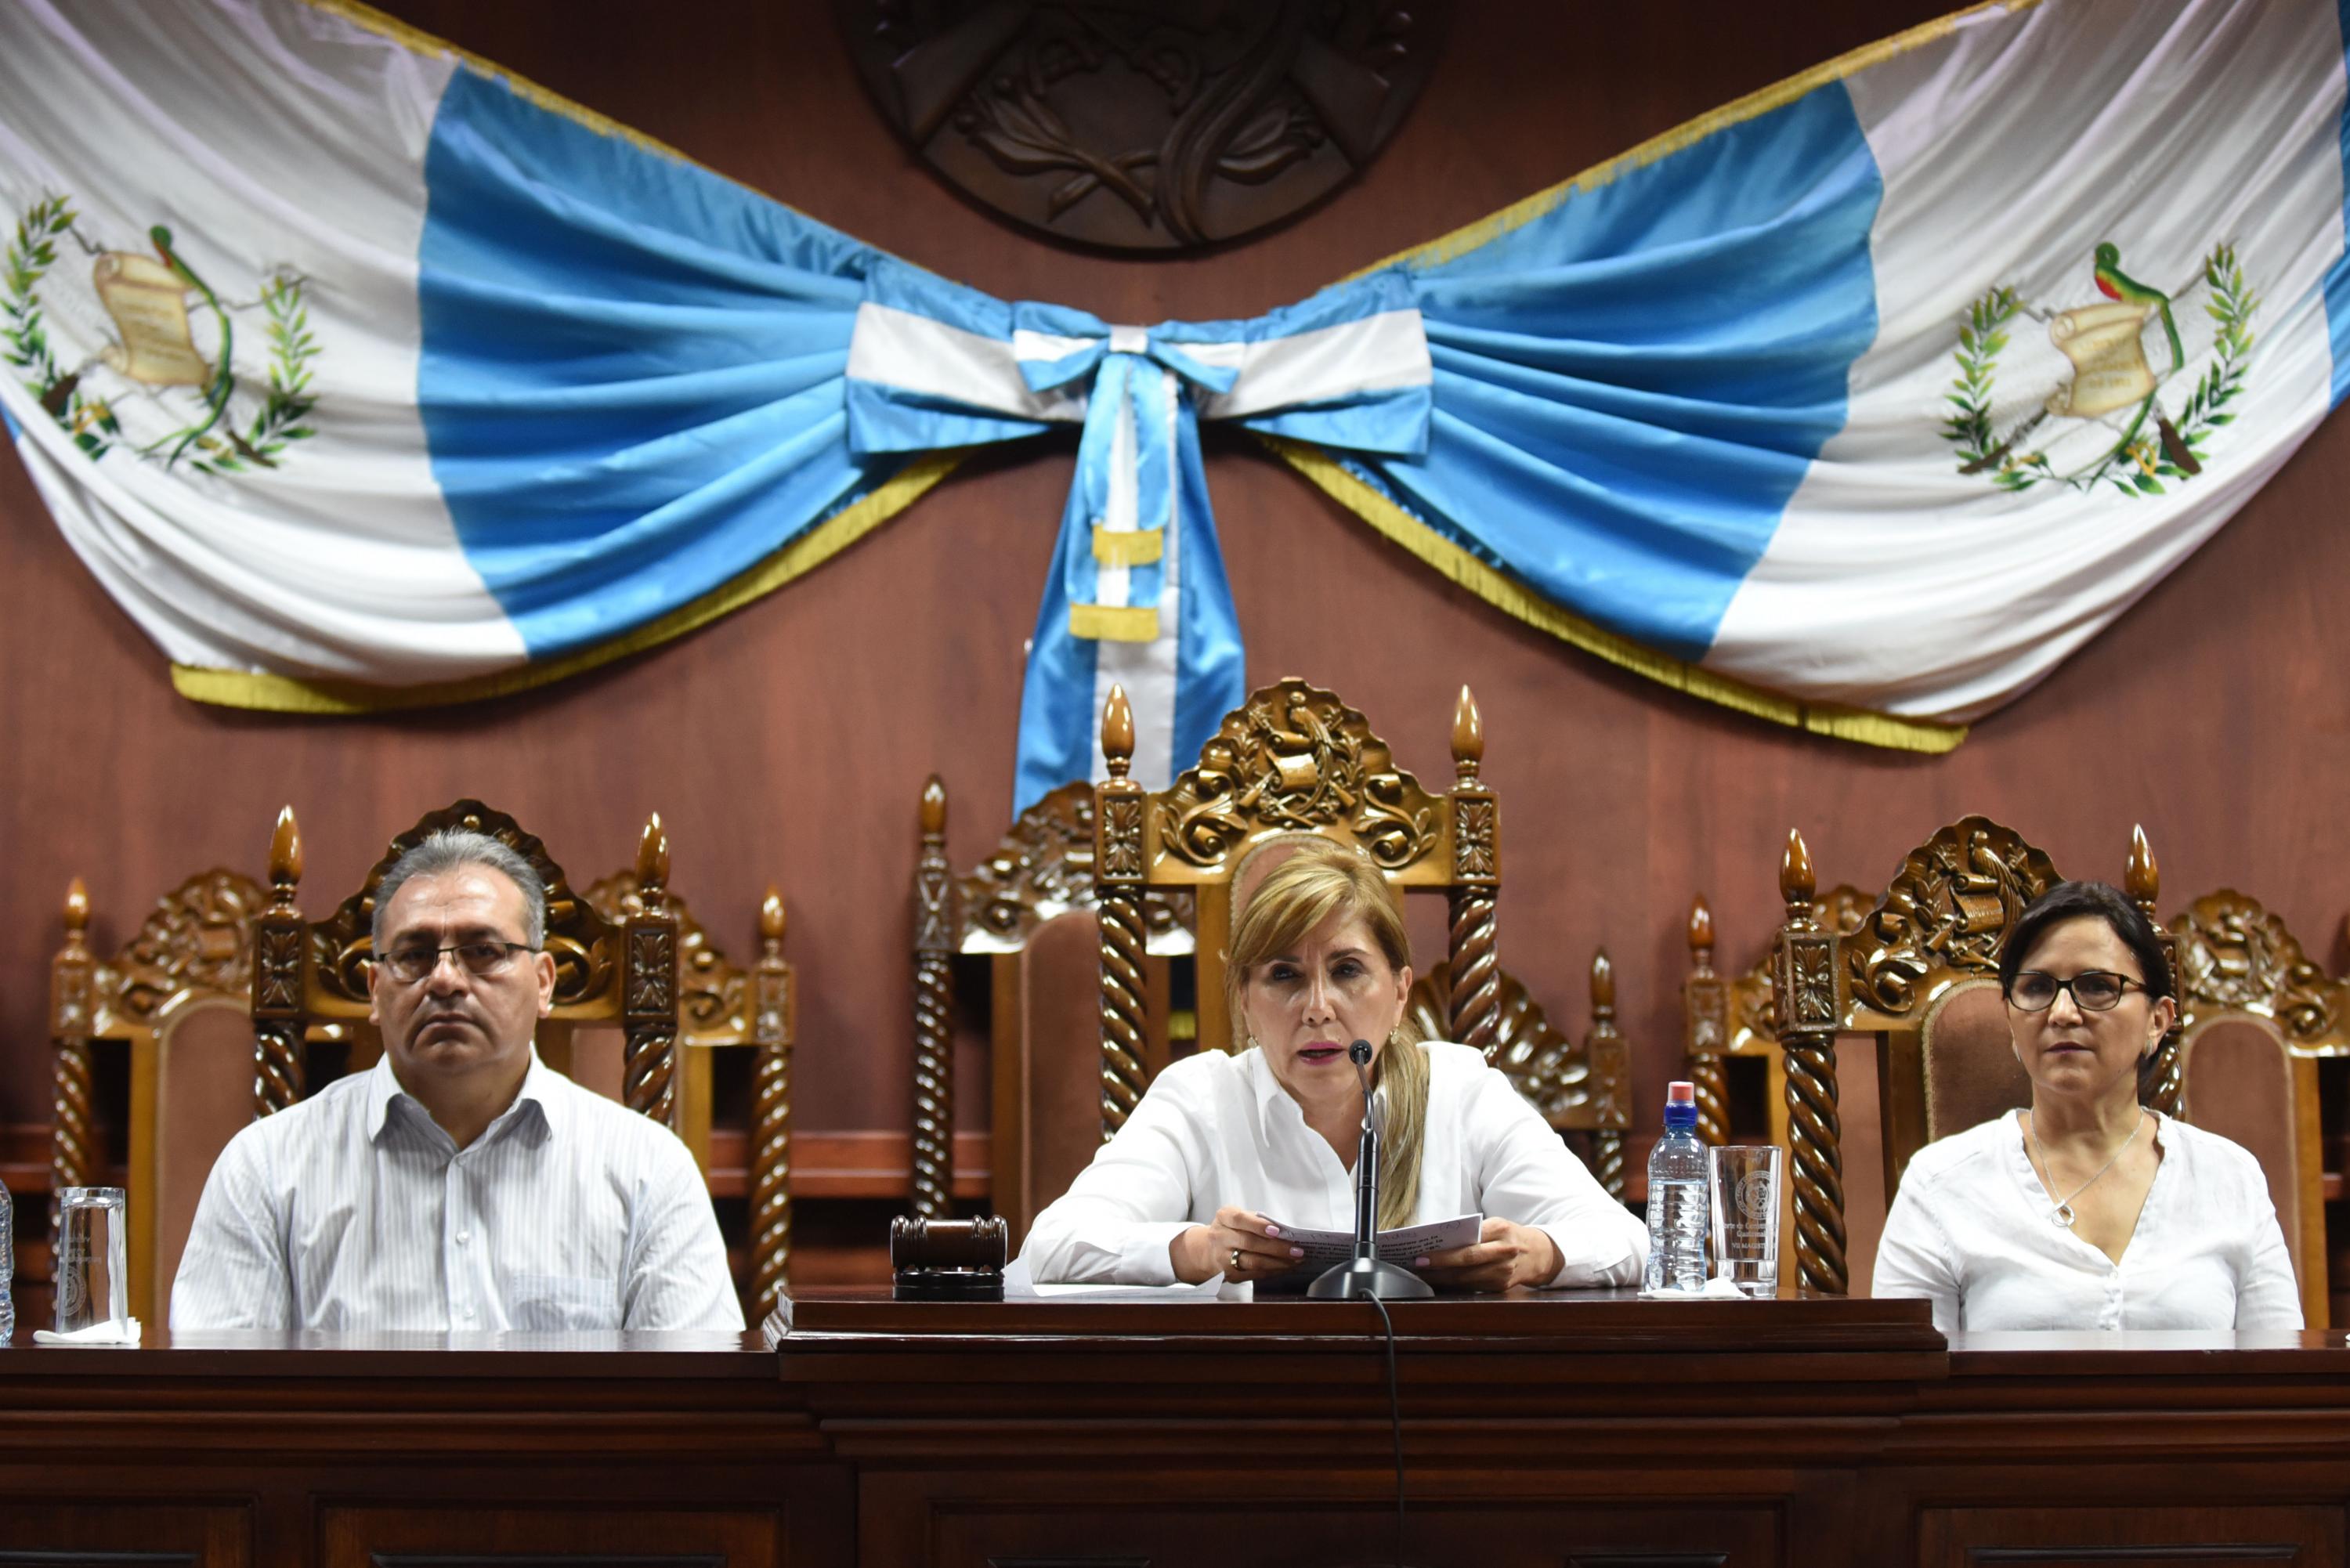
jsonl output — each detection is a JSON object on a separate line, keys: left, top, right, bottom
{"left": 1308, "top": 1039, "right": 1434, "bottom": 1300}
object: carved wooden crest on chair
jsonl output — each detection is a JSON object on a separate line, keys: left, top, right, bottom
{"left": 908, "top": 776, "right": 1197, "bottom": 1221}
{"left": 1096, "top": 677, "right": 1498, "bottom": 1140}
{"left": 586, "top": 873, "right": 798, "bottom": 1317}
{"left": 1683, "top": 886, "right": 1870, "bottom": 1151}
{"left": 49, "top": 869, "right": 270, "bottom": 1324}
{"left": 2167, "top": 887, "right": 2347, "bottom": 1329}
{"left": 1766, "top": 818, "right": 2182, "bottom": 1296}
{"left": 1408, "top": 951, "right": 1632, "bottom": 1198}
{"left": 251, "top": 801, "right": 680, "bottom": 1127}
{"left": 50, "top": 870, "right": 266, "bottom": 1212}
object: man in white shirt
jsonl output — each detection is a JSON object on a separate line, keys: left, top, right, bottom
{"left": 172, "top": 829, "right": 743, "bottom": 1334}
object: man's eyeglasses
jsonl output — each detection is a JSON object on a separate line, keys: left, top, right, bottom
{"left": 2006, "top": 970, "right": 2144, "bottom": 1013}
{"left": 378, "top": 941, "right": 537, "bottom": 985}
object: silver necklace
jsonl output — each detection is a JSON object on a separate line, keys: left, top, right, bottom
{"left": 2026, "top": 1110, "right": 2144, "bottom": 1227}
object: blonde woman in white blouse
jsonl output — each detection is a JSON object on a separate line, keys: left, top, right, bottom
{"left": 1018, "top": 838, "right": 1646, "bottom": 1292}
{"left": 1872, "top": 880, "right": 2300, "bottom": 1333}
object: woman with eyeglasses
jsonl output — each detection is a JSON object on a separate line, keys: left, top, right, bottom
{"left": 1871, "top": 880, "right": 2300, "bottom": 1331}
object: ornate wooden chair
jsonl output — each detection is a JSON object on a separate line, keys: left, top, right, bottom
{"left": 2167, "top": 888, "right": 2341, "bottom": 1328}
{"left": 911, "top": 776, "right": 1198, "bottom": 1236}
{"left": 586, "top": 875, "right": 798, "bottom": 1318}
{"left": 1767, "top": 818, "right": 2181, "bottom": 1295}
{"left": 49, "top": 870, "right": 271, "bottom": 1326}
{"left": 1406, "top": 951, "right": 1632, "bottom": 1198}
{"left": 249, "top": 800, "right": 681, "bottom": 1128}
{"left": 1094, "top": 677, "right": 1500, "bottom": 1137}
{"left": 1683, "top": 887, "right": 1872, "bottom": 1151}
{"left": 916, "top": 683, "right": 1620, "bottom": 1241}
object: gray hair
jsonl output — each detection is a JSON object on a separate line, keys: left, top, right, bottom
{"left": 371, "top": 828, "right": 548, "bottom": 950}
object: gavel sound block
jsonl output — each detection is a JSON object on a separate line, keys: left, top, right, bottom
{"left": 890, "top": 1215, "right": 1007, "bottom": 1302}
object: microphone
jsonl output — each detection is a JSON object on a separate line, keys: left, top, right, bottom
{"left": 1307, "top": 1037, "right": 1434, "bottom": 1300}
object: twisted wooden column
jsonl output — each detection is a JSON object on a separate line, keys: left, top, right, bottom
{"left": 2129, "top": 823, "right": 2185, "bottom": 1116}
{"left": 1773, "top": 830, "right": 1848, "bottom": 1295}
{"left": 622, "top": 815, "right": 678, "bottom": 1126}
{"left": 910, "top": 778, "right": 955, "bottom": 1218}
{"left": 1683, "top": 895, "right": 1731, "bottom": 1148}
{"left": 49, "top": 878, "right": 97, "bottom": 1241}
{"left": 251, "top": 807, "right": 308, "bottom": 1118}
{"left": 1446, "top": 685, "right": 1500, "bottom": 1055}
{"left": 1584, "top": 948, "right": 1632, "bottom": 1202}
{"left": 1095, "top": 687, "right": 1150, "bottom": 1139}
{"left": 748, "top": 887, "right": 794, "bottom": 1319}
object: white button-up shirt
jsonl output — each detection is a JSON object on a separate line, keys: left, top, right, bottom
{"left": 172, "top": 1050, "right": 743, "bottom": 1333}
{"left": 1019, "top": 1040, "right": 1647, "bottom": 1287}
{"left": 1871, "top": 1110, "right": 2301, "bottom": 1334}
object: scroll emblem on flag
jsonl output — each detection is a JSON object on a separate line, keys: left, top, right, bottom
{"left": 1947, "top": 241, "right": 2258, "bottom": 497}
{"left": 4, "top": 193, "right": 318, "bottom": 474}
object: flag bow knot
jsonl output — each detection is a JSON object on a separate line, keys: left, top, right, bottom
{"left": 845, "top": 257, "right": 1434, "bottom": 806}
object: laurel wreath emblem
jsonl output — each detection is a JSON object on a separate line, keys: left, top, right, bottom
{"left": 1942, "top": 243, "right": 2254, "bottom": 497}
{"left": 4, "top": 190, "right": 318, "bottom": 475}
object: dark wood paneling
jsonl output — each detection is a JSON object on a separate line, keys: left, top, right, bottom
{"left": 5, "top": 0, "right": 2347, "bottom": 1175}
{"left": 0, "top": 1501, "right": 246, "bottom": 1568}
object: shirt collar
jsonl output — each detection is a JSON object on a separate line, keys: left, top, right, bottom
{"left": 367, "top": 1044, "right": 564, "bottom": 1147}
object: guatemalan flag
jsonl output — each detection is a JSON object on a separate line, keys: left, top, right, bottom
{"left": 3, "top": 0, "right": 2349, "bottom": 809}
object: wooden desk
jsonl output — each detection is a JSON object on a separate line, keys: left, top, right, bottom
{"left": 4, "top": 1295, "right": 2350, "bottom": 1566}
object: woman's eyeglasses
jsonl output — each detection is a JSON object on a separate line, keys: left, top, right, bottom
{"left": 378, "top": 941, "right": 537, "bottom": 985}
{"left": 2006, "top": 970, "right": 2143, "bottom": 1013}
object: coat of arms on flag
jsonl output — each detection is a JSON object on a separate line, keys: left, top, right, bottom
{"left": 5, "top": 193, "right": 317, "bottom": 475}
{"left": 1946, "top": 241, "right": 2257, "bottom": 497}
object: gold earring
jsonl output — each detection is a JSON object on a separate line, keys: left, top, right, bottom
{"left": 1246, "top": 1034, "right": 1260, "bottom": 1051}
{"left": 1388, "top": 1025, "right": 1403, "bottom": 1046}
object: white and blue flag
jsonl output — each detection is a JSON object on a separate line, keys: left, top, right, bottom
{"left": 2, "top": 0, "right": 2348, "bottom": 802}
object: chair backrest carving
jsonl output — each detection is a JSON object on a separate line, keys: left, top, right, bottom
{"left": 49, "top": 869, "right": 269, "bottom": 1326}
{"left": 908, "top": 776, "right": 1188, "bottom": 1233}
{"left": 2167, "top": 887, "right": 2342, "bottom": 1328}
{"left": 1408, "top": 950, "right": 1633, "bottom": 1198}
{"left": 583, "top": 872, "right": 798, "bottom": 1320}
{"left": 1683, "top": 887, "right": 1870, "bottom": 1150}
{"left": 1096, "top": 677, "right": 1499, "bottom": 1140}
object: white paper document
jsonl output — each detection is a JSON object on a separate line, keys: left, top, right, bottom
{"left": 1259, "top": 1212, "right": 1484, "bottom": 1277}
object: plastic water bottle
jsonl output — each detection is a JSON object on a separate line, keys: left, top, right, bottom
{"left": 1643, "top": 1080, "right": 1708, "bottom": 1293}
{"left": 0, "top": 1173, "right": 15, "bottom": 1343}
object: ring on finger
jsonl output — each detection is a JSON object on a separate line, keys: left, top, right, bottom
{"left": 1228, "top": 1247, "right": 1244, "bottom": 1274}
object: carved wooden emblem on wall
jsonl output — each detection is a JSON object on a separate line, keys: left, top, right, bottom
{"left": 838, "top": 1, "right": 1448, "bottom": 251}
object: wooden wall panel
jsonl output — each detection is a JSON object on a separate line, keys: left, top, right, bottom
{"left": 5, "top": 0, "right": 2347, "bottom": 1168}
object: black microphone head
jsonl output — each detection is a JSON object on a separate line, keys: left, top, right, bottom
{"left": 1348, "top": 1039, "right": 1373, "bottom": 1065}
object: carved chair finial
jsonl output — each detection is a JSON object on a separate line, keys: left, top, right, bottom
{"left": 761, "top": 885, "right": 786, "bottom": 949}
{"left": 63, "top": 876, "right": 89, "bottom": 936}
{"left": 2127, "top": 822, "right": 2158, "bottom": 911}
{"left": 1452, "top": 685, "right": 1484, "bottom": 781}
{"left": 269, "top": 806, "right": 303, "bottom": 894}
{"left": 1781, "top": 829, "right": 1817, "bottom": 917}
{"left": 920, "top": 774, "right": 947, "bottom": 841}
{"left": 1687, "top": 893, "right": 1714, "bottom": 958}
{"left": 1589, "top": 948, "right": 1615, "bottom": 1016}
{"left": 635, "top": 813, "right": 670, "bottom": 904}
{"left": 1102, "top": 685, "right": 1134, "bottom": 779}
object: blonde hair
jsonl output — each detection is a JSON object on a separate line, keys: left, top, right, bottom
{"left": 1227, "top": 837, "right": 1427, "bottom": 1230}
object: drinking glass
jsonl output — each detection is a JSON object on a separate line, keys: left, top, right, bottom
{"left": 1706, "top": 1147, "right": 1781, "bottom": 1298}
{"left": 55, "top": 1187, "right": 128, "bottom": 1335}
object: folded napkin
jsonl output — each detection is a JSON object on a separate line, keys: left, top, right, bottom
{"left": 34, "top": 1317, "right": 143, "bottom": 1346}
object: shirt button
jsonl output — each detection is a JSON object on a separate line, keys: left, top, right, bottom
{"left": 459, "top": 1306, "right": 475, "bottom": 1322}
{"left": 455, "top": 1230, "right": 471, "bottom": 1246}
